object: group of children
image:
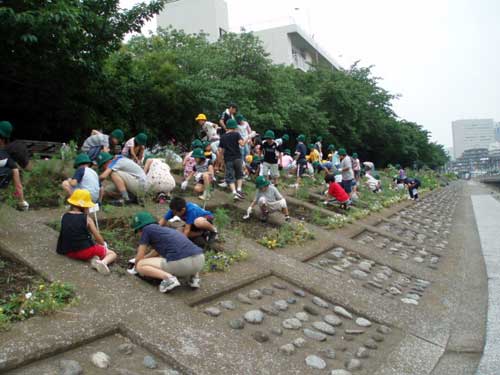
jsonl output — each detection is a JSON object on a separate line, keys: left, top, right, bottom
{"left": 1, "top": 111, "right": 422, "bottom": 294}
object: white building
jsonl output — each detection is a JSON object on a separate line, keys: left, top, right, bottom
{"left": 452, "top": 119, "right": 496, "bottom": 159}
{"left": 156, "top": 0, "right": 340, "bottom": 71}
{"left": 157, "top": 0, "right": 229, "bottom": 43}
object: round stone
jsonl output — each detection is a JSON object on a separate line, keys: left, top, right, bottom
{"left": 271, "top": 327, "right": 283, "bottom": 336}
{"left": 330, "top": 370, "right": 352, "bottom": 375}
{"left": 280, "top": 343, "right": 296, "bottom": 355}
{"left": 401, "top": 298, "right": 419, "bottom": 305}
{"left": 366, "top": 281, "right": 383, "bottom": 289}
{"left": 143, "top": 356, "right": 158, "bottom": 369}
{"left": 295, "top": 312, "right": 309, "bottom": 322}
{"left": 334, "top": 306, "right": 353, "bottom": 319}
{"left": 287, "top": 297, "right": 297, "bottom": 304}
{"left": 304, "top": 328, "right": 327, "bottom": 342}
{"left": 413, "top": 257, "right": 424, "bottom": 263}
{"left": 304, "top": 305, "right": 320, "bottom": 316}
{"left": 272, "top": 282, "right": 287, "bottom": 290}
{"left": 312, "top": 296, "right": 329, "bottom": 308}
{"left": 377, "top": 325, "right": 392, "bottom": 334}
{"left": 305, "top": 355, "right": 327, "bottom": 370}
{"left": 261, "top": 287, "right": 274, "bottom": 296}
{"left": 346, "top": 358, "right": 362, "bottom": 371}
{"left": 355, "top": 346, "right": 369, "bottom": 359}
{"left": 312, "top": 321, "right": 336, "bottom": 335}
{"left": 118, "top": 343, "right": 135, "bottom": 355}
{"left": 358, "top": 262, "right": 372, "bottom": 272}
{"left": 293, "top": 337, "right": 306, "bottom": 348}
{"left": 376, "top": 272, "right": 390, "bottom": 281}
{"left": 333, "top": 266, "right": 345, "bottom": 272}
{"left": 220, "top": 300, "right": 236, "bottom": 310}
{"left": 91, "top": 352, "right": 110, "bottom": 369}
{"left": 282, "top": 318, "right": 302, "bottom": 330}
{"left": 388, "top": 286, "right": 402, "bottom": 295}
{"left": 273, "top": 300, "right": 289, "bottom": 311}
{"left": 244, "top": 310, "right": 265, "bottom": 324}
{"left": 321, "top": 348, "right": 336, "bottom": 359}
{"left": 237, "top": 293, "right": 253, "bottom": 305}
{"left": 59, "top": 360, "right": 82, "bottom": 375}
{"left": 405, "top": 293, "right": 421, "bottom": 301}
{"left": 229, "top": 319, "right": 245, "bottom": 330}
{"left": 252, "top": 331, "right": 270, "bottom": 343}
{"left": 355, "top": 317, "right": 372, "bottom": 327}
{"left": 365, "top": 338, "right": 378, "bottom": 349}
{"left": 260, "top": 305, "right": 280, "bottom": 316}
{"left": 204, "top": 307, "right": 221, "bottom": 317}
{"left": 324, "top": 314, "right": 343, "bottom": 327}
{"left": 372, "top": 334, "right": 385, "bottom": 342}
{"left": 293, "top": 289, "right": 306, "bottom": 297}
{"left": 248, "top": 289, "right": 263, "bottom": 299}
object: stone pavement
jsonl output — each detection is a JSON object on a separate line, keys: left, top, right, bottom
{"left": 0, "top": 181, "right": 490, "bottom": 374}
{"left": 472, "top": 193, "right": 500, "bottom": 374}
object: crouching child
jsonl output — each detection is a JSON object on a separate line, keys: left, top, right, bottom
{"left": 405, "top": 177, "right": 421, "bottom": 200}
{"left": 132, "top": 211, "right": 205, "bottom": 292}
{"left": 324, "top": 174, "right": 351, "bottom": 209}
{"left": 246, "top": 176, "right": 290, "bottom": 222}
{"left": 56, "top": 189, "right": 117, "bottom": 274}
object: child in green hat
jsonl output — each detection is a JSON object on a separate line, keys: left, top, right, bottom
{"left": 261, "top": 130, "right": 281, "bottom": 185}
{"left": 182, "top": 148, "right": 214, "bottom": 201}
{"left": 245, "top": 176, "right": 290, "bottom": 222}
{"left": 62, "top": 153, "right": 101, "bottom": 203}
{"left": 81, "top": 129, "right": 124, "bottom": 161}
{"left": 122, "top": 133, "right": 147, "bottom": 165}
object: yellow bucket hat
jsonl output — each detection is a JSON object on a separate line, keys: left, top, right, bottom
{"left": 67, "top": 189, "right": 95, "bottom": 208}
{"left": 195, "top": 113, "right": 207, "bottom": 122}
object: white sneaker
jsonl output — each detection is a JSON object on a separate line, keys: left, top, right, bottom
{"left": 91, "top": 257, "right": 110, "bottom": 275}
{"left": 218, "top": 182, "right": 228, "bottom": 188}
{"left": 17, "top": 200, "right": 29, "bottom": 211}
{"left": 189, "top": 276, "right": 201, "bottom": 289}
{"left": 159, "top": 276, "right": 181, "bottom": 293}
{"left": 289, "top": 183, "right": 299, "bottom": 188}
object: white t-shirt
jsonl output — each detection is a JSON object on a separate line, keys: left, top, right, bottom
{"left": 202, "top": 121, "right": 219, "bottom": 141}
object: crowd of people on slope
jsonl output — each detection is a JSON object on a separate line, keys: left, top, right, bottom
{"left": 0, "top": 109, "right": 421, "bottom": 293}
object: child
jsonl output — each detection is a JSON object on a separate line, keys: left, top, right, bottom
{"left": 338, "top": 148, "right": 354, "bottom": 197}
{"left": 352, "top": 152, "right": 361, "bottom": 182}
{"left": 280, "top": 149, "right": 294, "bottom": 176}
{"left": 218, "top": 119, "right": 246, "bottom": 200}
{"left": 365, "top": 170, "right": 382, "bottom": 193}
{"left": 236, "top": 114, "right": 252, "bottom": 161}
{"left": 122, "top": 133, "right": 147, "bottom": 164}
{"left": 196, "top": 114, "right": 220, "bottom": 155}
{"left": 261, "top": 130, "right": 281, "bottom": 185}
{"left": 203, "top": 141, "right": 216, "bottom": 163}
{"left": 144, "top": 155, "right": 176, "bottom": 202}
{"left": 183, "top": 139, "right": 201, "bottom": 179}
{"left": 81, "top": 129, "right": 124, "bottom": 160}
{"left": 405, "top": 178, "right": 421, "bottom": 200}
{"left": 62, "top": 154, "right": 101, "bottom": 203}
{"left": 245, "top": 176, "right": 290, "bottom": 222}
{"left": 293, "top": 134, "right": 308, "bottom": 188}
{"left": 314, "top": 136, "right": 323, "bottom": 160}
{"left": 56, "top": 189, "right": 117, "bottom": 274}
{"left": 132, "top": 211, "right": 205, "bottom": 292}
{"left": 324, "top": 174, "right": 351, "bottom": 209}
{"left": 307, "top": 143, "right": 321, "bottom": 172}
{"left": 182, "top": 148, "right": 214, "bottom": 201}
{"left": 160, "top": 197, "right": 218, "bottom": 244}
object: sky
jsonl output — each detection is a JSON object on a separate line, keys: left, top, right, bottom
{"left": 120, "top": 0, "right": 500, "bottom": 147}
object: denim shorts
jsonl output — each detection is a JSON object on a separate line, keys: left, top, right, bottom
{"left": 225, "top": 159, "right": 243, "bottom": 183}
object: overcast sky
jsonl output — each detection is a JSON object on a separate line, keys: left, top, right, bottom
{"left": 121, "top": 0, "right": 500, "bottom": 147}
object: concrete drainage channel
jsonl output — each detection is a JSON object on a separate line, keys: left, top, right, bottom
{"left": 0, "top": 181, "right": 489, "bottom": 374}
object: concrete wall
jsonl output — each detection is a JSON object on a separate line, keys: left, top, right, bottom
{"left": 157, "top": 0, "right": 229, "bottom": 43}
{"left": 253, "top": 27, "right": 293, "bottom": 67}
{"left": 452, "top": 119, "right": 496, "bottom": 159}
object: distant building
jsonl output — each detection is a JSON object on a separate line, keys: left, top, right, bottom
{"left": 496, "top": 124, "right": 500, "bottom": 142}
{"left": 157, "top": 0, "right": 229, "bottom": 43}
{"left": 452, "top": 119, "right": 496, "bottom": 159}
{"left": 156, "top": 0, "right": 340, "bottom": 71}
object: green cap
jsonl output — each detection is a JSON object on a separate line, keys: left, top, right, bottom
{"left": 297, "top": 134, "right": 305, "bottom": 142}
{"left": 135, "top": 133, "right": 147, "bottom": 146}
{"left": 327, "top": 144, "right": 335, "bottom": 151}
{"left": 352, "top": 152, "right": 358, "bottom": 158}
{"left": 192, "top": 148, "right": 205, "bottom": 159}
{"left": 0, "top": 121, "right": 13, "bottom": 138}
{"left": 282, "top": 134, "right": 289, "bottom": 142}
{"left": 131, "top": 211, "right": 157, "bottom": 232}
{"left": 255, "top": 175, "right": 271, "bottom": 189}
{"left": 338, "top": 148, "right": 347, "bottom": 156}
{"left": 235, "top": 114, "right": 245, "bottom": 123}
{"left": 191, "top": 139, "right": 203, "bottom": 149}
{"left": 284, "top": 148, "right": 291, "bottom": 155}
{"left": 73, "top": 153, "right": 92, "bottom": 168}
{"left": 202, "top": 140, "right": 210, "bottom": 149}
{"left": 316, "top": 136, "right": 323, "bottom": 142}
{"left": 110, "top": 129, "right": 124, "bottom": 142}
{"left": 308, "top": 143, "right": 315, "bottom": 149}
{"left": 263, "top": 130, "right": 275, "bottom": 139}
{"left": 226, "top": 119, "right": 238, "bottom": 129}
{"left": 97, "top": 152, "right": 114, "bottom": 168}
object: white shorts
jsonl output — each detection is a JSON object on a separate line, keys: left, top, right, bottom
{"left": 258, "top": 197, "right": 287, "bottom": 212}
{"left": 261, "top": 162, "right": 280, "bottom": 178}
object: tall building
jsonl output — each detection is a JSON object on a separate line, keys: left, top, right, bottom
{"left": 156, "top": 0, "right": 340, "bottom": 71}
{"left": 452, "top": 119, "right": 496, "bottom": 159}
{"left": 157, "top": 0, "right": 229, "bottom": 43}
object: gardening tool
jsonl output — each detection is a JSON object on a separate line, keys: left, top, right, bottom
{"left": 243, "top": 206, "right": 252, "bottom": 220}
{"left": 89, "top": 203, "right": 100, "bottom": 231}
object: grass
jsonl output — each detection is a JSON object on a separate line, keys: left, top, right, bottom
{"left": 0, "top": 281, "right": 75, "bottom": 331}
{"left": 258, "top": 222, "right": 315, "bottom": 249}
{"left": 203, "top": 249, "right": 249, "bottom": 272}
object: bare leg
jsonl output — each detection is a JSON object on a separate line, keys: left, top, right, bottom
{"left": 236, "top": 179, "right": 243, "bottom": 191}
{"left": 12, "top": 169, "right": 26, "bottom": 203}
{"left": 136, "top": 258, "right": 172, "bottom": 280}
{"left": 110, "top": 172, "right": 127, "bottom": 193}
{"left": 281, "top": 207, "right": 289, "bottom": 216}
{"left": 193, "top": 217, "right": 216, "bottom": 232}
{"left": 62, "top": 180, "right": 73, "bottom": 197}
{"left": 102, "top": 249, "right": 117, "bottom": 266}
{"left": 229, "top": 182, "right": 236, "bottom": 193}
{"left": 194, "top": 183, "right": 204, "bottom": 194}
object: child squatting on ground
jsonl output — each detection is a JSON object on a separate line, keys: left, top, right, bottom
{"left": 56, "top": 189, "right": 117, "bottom": 274}
{"left": 245, "top": 176, "right": 290, "bottom": 222}
{"left": 132, "top": 211, "right": 205, "bottom": 293}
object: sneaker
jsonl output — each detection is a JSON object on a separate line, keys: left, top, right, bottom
{"left": 188, "top": 276, "right": 201, "bottom": 289}
{"left": 16, "top": 200, "right": 29, "bottom": 211}
{"left": 284, "top": 215, "right": 291, "bottom": 222}
{"left": 91, "top": 258, "right": 110, "bottom": 275}
{"left": 236, "top": 190, "right": 245, "bottom": 198}
{"left": 233, "top": 193, "right": 242, "bottom": 201}
{"left": 218, "top": 182, "right": 228, "bottom": 188}
{"left": 198, "top": 191, "right": 211, "bottom": 201}
{"left": 207, "top": 230, "right": 219, "bottom": 244}
{"left": 289, "top": 183, "right": 299, "bottom": 188}
{"left": 159, "top": 276, "right": 181, "bottom": 293}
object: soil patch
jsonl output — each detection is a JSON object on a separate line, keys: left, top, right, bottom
{"left": 0, "top": 254, "right": 43, "bottom": 301}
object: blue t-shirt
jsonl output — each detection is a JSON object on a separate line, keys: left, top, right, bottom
{"left": 295, "top": 143, "right": 307, "bottom": 161}
{"left": 139, "top": 224, "right": 203, "bottom": 262}
{"left": 164, "top": 202, "right": 213, "bottom": 225}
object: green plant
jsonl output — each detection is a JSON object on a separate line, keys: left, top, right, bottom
{"left": 203, "top": 249, "right": 249, "bottom": 272}
{"left": 259, "top": 222, "right": 314, "bottom": 249}
{"left": 214, "top": 208, "right": 231, "bottom": 234}
{"left": 295, "top": 186, "right": 310, "bottom": 200}
{"left": 0, "top": 281, "right": 75, "bottom": 331}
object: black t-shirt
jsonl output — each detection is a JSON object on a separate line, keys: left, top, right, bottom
{"left": 219, "top": 131, "right": 242, "bottom": 162}
{"left": 0, "top": 149, "right": 17, "bottom": 170}
{"left": 56, "top": 213, "right": 95, "bottom": 254}
{"left": 218, "top": 110, "right": 233, "bottom": 136}
{"left": 262, "top": 141, "right": 278, "bottom": 164}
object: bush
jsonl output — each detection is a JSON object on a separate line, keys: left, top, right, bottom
{"left": 203, "top": 249, "right": 249, "bottom": 272}
{"left": 259, "top": 222, "right": 314, "bottom": 249}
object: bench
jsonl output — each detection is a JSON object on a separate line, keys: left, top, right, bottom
{"left": 16, "top": 140, "right": 63, "bottom": 159}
